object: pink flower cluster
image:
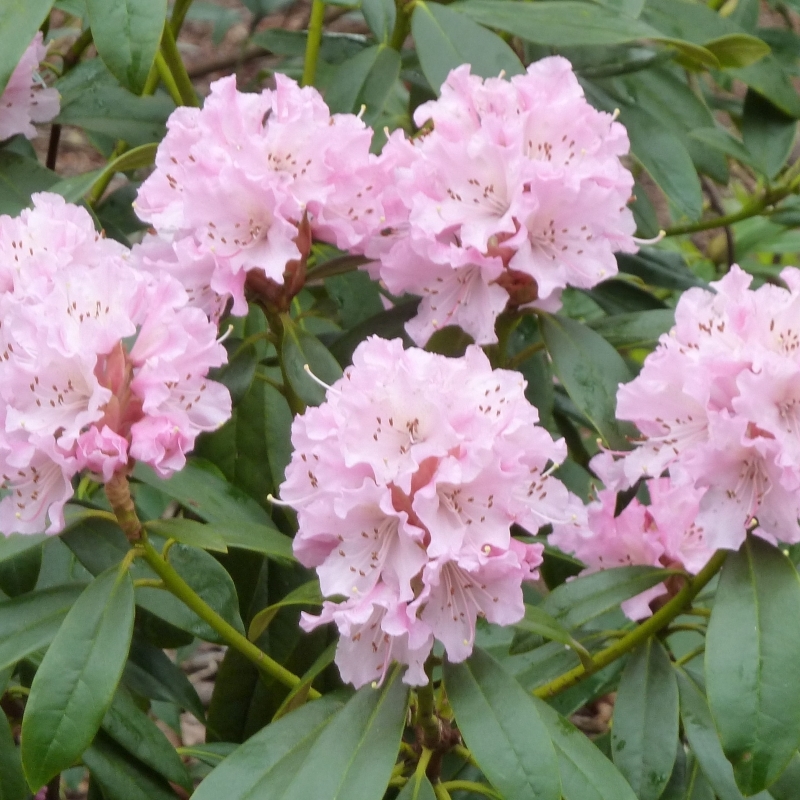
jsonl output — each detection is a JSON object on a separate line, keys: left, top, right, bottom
{"left": 365, "top": 58, "right": 638, "bottom": 346}
{"left": 0, "top": 33, "right": 59, "bottom": 141}
{"left": 576, "top": 265, "right": 800, "bottom": 574}
{"left": 279, "top": 337, "right": 587, "bottom": 687}
{"left": 134, "top": 74, "right": 381, "bottom": 316}
{"left": 550, "top": 477, "right": 714, "bottom": 619}
{"left": 0, "top": 193, "right": 231, "bottom": 534}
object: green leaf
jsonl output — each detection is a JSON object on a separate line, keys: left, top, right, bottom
{"left": 515, "top": 605, "right": 593, "bottom": 667}
{"left": 361, "top": 0, "right": 395, "bottom": 40}
{"left": 85, "top": 0, "right": 167, "bottom": 93}
{"left": 192, "top": 696, "right": 344, "bottom": 800}
{"left": 445, "top": 648, "right": 561, "bottom": 800}
{"left": 0, "top": 545, "right": 42, "bottom": 597}
{"left": 411, "top": 0, "right": 523, "bottom": 93}
{"left": 0, "top": 585, "right": 85, "bottom": 673}
{"left": 123, "top": 636, "right": 206, "bottom": 722}
{"left": 689, "top": 127, "right": 758, "bottom": 170}
{"left": 539, "top": 313, "right": 634, "bottom": 449}
{"left": 536, "top": 696, "right": 638, "bottom": 800}
{"left": 0, "top": 708, "right": 26, "bottom": 800}
{"left": 0, "top": 533, "right": 48, "bottom": 566}
{"left": 133, "top": 460, "right": 274, "bottom": 527}
{"left": 21, "top": 566, "right": 135, "bottom": 790}
{"left": 611, "top": 639, "right": 679, "bottom": 800}
{"left": 455, "top": 0, "right": 659, "bottom": 45}
{"left": 705, "top": 537, "right": 800, "bottom": 795}
{"left": 541, "top": 566, "right": 673, "bottom": 630}
{"left": 264, "top": 381, "right": 294, "bottom": 490}
{"left": 616, "top": 250, "right": 707, "bottom": 291}
{"left": 281, "top": 317, "right": 343, "bottom": 407}
{"left": 767, "top": 752, "right": 800, "bottom": 800}
{"left": 588, "top": 309, "right": 675, "bottom": 349}
{"left": 99, "top": 687, "right": 191, "bottom": 789}
{"left": 83, "top": 730, "right": 180, "bottom": 800}
{"left": 396, "top": 774, "right": 437, "bottom": 800}
{"left": 136, "top": 543, "right": 245, "bottom": 641}
{"left": 0, "top": 0, "right": 55, "bottom": 93}
{"left": 144, "top": 518, "right": 228, "bottom": 553}
{"left": 703, "top": 33, "right": 770, "bottom": 68}
{"left": 248, "top": 581, "right": 323, "bottom": 642}
{"left": 0, "top": 153, "right": 58, "bottom": 216}
{"left": 281, "top": 669, "right": 409, "bottom": 800}
{"left": 675, "top": 667, "right": 747, "bottom": 800}
{"left": 742, "top": 89, "right": 797, "bottom": 180}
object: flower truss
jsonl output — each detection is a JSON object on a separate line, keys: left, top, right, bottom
{"left": 0, "top": 193, "right": 231, "bottom": 534}
{"left": 278, "top": 336, "right": 588, "bottom": 687}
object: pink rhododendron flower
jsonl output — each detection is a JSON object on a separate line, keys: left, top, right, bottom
{"left": 0, "top": 33, "right": 59, "bottom": 141}
{"left": 0, "top": 193, "right": 231, "bottom": 534}
{"left": 280, "top": 336, "right": 587, "bottom": 687}
{"left": 364, "top": 58, "right": 637, "bottom": 346}
{"left": 550, "top": 477, "right": 713, "bottom": 620}
{"left": 596, "top": 264, "right": 800, "bottom": 555}
{"left": 134, "top": 74, "right": 385, "bottom": 315}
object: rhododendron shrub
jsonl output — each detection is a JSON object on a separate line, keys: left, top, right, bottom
{"left": 3, "top": 3, "right": 800, "bottom": 800}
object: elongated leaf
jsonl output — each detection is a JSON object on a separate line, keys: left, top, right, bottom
{"left": 690, "top": 127, "right": 758, "bottom": 169}
{"left": 589, "top": 310, "right": 675, "bottom": 349}
{"left": 101, "top": 687, "right": 192, "bottom": 790}
{"left": 767, "top": 752, "right": 800, "bottom": 800}
{"left": 0, "top": 534, "right": 47, "bottom": 567}
{"left": 361, "top": 0, "right": 395, "bottom": 41}
{"left": 86, "top": 0, "right": 167, "bottom": 93}
{"left": 705, "top": 537, "right": 800, "bottom": 795}
{"left": 704, "top": 34, "right": 770, "bottom": 68}
{"left": 616, "top": 251, "right": 707, "bottom": 291}
{"left": 411, "top": 1, "right": 523, "bottom": 93}
{"left": 21, "top": 566, "right": 135, "bottom": 790}
{"left": 144, "top": 518, "right": 228, "bottom": 553}
{"left": 541, "top": 566, "right": 672, "bottom": 629}
{"left": 281, "top": 318, "right": 343, "bottom": 407}
{"left": 676, "top": 667, "right": 747, "bottom": 800}
{"left": 248, "top": 581, "right": 323, "bottom": 641}
{"left": 742, "top": 89, "right": 797, "bottom": 180}
{"left": 83, "top": 731, "right": 179, "bottom": 800}
{"left": 611, "top": 639, "right": 679, "bottom": 800}
{"left": 515, "top": 604, "right": 592, "bottom": 666}
{"left": 0, "top": 709, "right": 26, "bottom": 800}
{"left": 281, "top": 669, "right": 409, "bottom": 800}
{"left": 445, "top": 648, "right": 561, "bottom": 800}
{"left": 210, "top": 520, "right": 294, "bottom": 561}
{"left": 123, "top": 636, "right": 206, "bottom": 722}
{"left": 133, "top": 460, "right": 274, "bottom": 526}
{"left": 0, "top": 585, "right": 85, "bottom": 672}
{"left": 0, "top": 0, "right": 55, "bottom": 94}
{"left": 0, "top": 153, "right": 58, "bottom": 216}
{"left": 539, "top": 313, "right": 633, "bottom": 449}
{"left": 396, "top": 774, "right": 437, "bottom": 800}
{"left": 192, "top": 696, "right": 343, "bottom": 800}
{"left": 0, "top": 545, "right": 41, "bottom": 597}
{"left": 536, "top": 696, "right": 638, "bottom": 800}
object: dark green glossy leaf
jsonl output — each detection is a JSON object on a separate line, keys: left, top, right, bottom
{"left": 0, "top": 153, "right": 58, "bottom": 216}
{"left": 0, "top": 585, "right": 84, "bottom": 673}
{"left": 616, "top": 250, "right": 707, "bottom": 291}
{"left": 192, "top": 696, "right": 344, "bottom": 800}
{"left": 515, "top": 605, "right": 592, "bottom": 667}
{"left": 742, "top": 90, "right": 797, "bottom": 180}
{"left": 768, "top": 752, "right": 800, "bottom": 800}
{"left": 445, "top": 648, "right": 561, "bottom": 800}
{"left": 21, "top": 566, "right": 135, "bottom": 790}
{"left": 676, "top": 667, "right": 747, "bottom": 800}
{"left": 329, "top": 301, "right": 417, "bottom": 367}
{"left": 123, "top": 636, "right": 205, "bottom": 722}
{"left": 251, "top": 29, "right": 368, "bottom": 63}
{"left": 85, "top": 0, "right": 167, "bottom": 93}
{"left": 281, "top": 317, "right": 343, "bottom": 407}
{"left": 101, "top": 687, "right": 191, "bottom": 790}
{"left": 585, "top": 281, "right": 665, "bottom": 315}
{"left": 263, "top": 381, "right": 294, "bottom": 491}
{"left": 411, "top": 1, "right": 524, "bottom": 93}
{"left": 536, "top": 696, "right": 638, "bottom": 800}
{"left": 539, "top": 313, "right": 633, "bottom": 449}
{"left": 690, "top": 127, "right": 758, "bottom": 169}
{"left": 248, "top": 581, "right": 323, "bottom": 642}
{"left": 705, "top": 538, "right": 800, "bottom": 795}
{"left": 0, "top": 0, "right": 55, "bottom": 93}
{"left": 588, "top": 310, "right": 675, "bottom": 349}
{"left": 361, "top": 0, "right": 396, "bottom": 41}
{"left": 0, "top": 708, "right": 26, "bottom": 800}
{"left": 281, "top": 669, "right": 409, "bottom": 800}
{"left": 83, "top": 730, "right": 178, "bottom": 800}
{"left": 144, "top": 518, "right": 228, "bottom": 553}
{"left": 396, "top": 774, "right": 437, "bottom": 800}
{"left": 542, "top": 566, "right": 672, "bottom": 630}
{"left": 0, "top": 533, "right": 48, "bottom": 567}
{"left": 611, "top": 639, "right": 679, "bottom": 800}
{"left": 0, "top": 545, "right": 42, "bottom": 597}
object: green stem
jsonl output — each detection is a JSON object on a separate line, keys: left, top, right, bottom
{"left": 160, "top": 22, "right": 200, "bottom": 107}
{"left": 301, "top": 0, "right": 326, "bottom": 87}
{"left": 140, "top": 536, "right": 320, "bottom": 697}
{"left": 676, "top": 644, "right": 705, "bottom": 667}
{"left": 155, "top": 50, "right": 184, "bottom": 106}
{"left": 433, "top": 782, "right": 453, "bottom": 800}
{"left": 415, "top": 681, "right": 441, "bottom": 749}
{"left": 533, "top": 549, "right": 728, "bottom": 699}
{"left": 507, "top": 340, "right": 545, "bottom": 369}
{"left": 62, "top": 27, "right": 93, "bottom": 72}
{"left": 170, "top": 0, "right": 196, "bottom": 35}
{"left": 440, "top": 781, "right": 502, "bottom": 800}
{"left": 452, "top": 744, "right": 479, "bottom": 767}
{"left": 388, "top": 2, "right": 412, "bottom": 50}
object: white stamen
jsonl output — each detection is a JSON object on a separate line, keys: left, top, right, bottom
{"left": 633, "top": 230, "right": 666, "bottom": 246}
{"left": 303, "top": 364, "right": 340, "bottom": 395}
